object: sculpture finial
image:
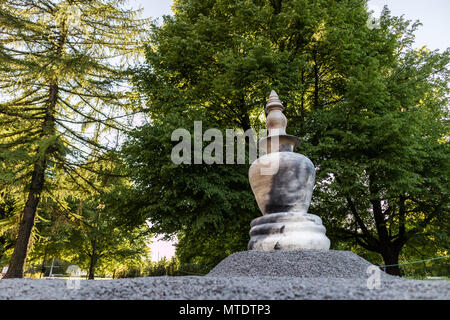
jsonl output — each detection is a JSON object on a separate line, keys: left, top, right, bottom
{"left": 266, "top": 90, "right": 287, "bottom": 137}
{"left": 265, "top": 90, "right": 284, "bottom": 113}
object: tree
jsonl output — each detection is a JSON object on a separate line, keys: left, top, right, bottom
{"left": 121, "top": 112, "right": 258, "bottom": 267}
{"left": 25, "top": 151, "right": 152, "bottom": 280}
{"left": 127, "top": 0, "right": 371, "bottom": 266}
{"left": 28, "top": 191, "right": 152, "bottom": 280}
{"left": 60, "top": 197, "right": 151, "bottom": 280}
{"left": 304, "top": 9, "right": 450, "bottom": 276}
{"left": 129, "top": 0, "right": 449, "bottom": 275}
{"left": 0, "top": 0, "right": 147, "bottom": 277}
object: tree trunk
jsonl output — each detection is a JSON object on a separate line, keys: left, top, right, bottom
{"left": 4, "top": 82, "right": 59, "bottom": 278}
{"left": 40, "top": 245, "right": 48, "bottom": 278}
{"left": 88, "top": 210, "right": 102, "bottom": 280}
{"left": 88, "top": 239, "right": 97, "bottom": 280}
{"left": 48, "top": 257, "right": 55, "bottom": 277}
{"left": 4, "top": 14, "right": 66, "bottom": 278}
{"left": 4, "top": 157, "right": 47, "bottom": 278}
{"left": 300, "top": 70, "right": 305, "bottom": 135}
{"left": 381, "top": 247, "right": 402, "bottom": 276}
{"left": 313, "top": 49, "right": 320, "bottom": 111}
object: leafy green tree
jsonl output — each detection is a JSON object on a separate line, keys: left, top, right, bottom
{"left": 305, "top": 9, "right": 449, "bottom": 276}
{"left": 63, "top": 197, "right": 151, "bottom": 280}
{"left": 27, "top": 153, "right": 152, "bottom": 280}
{"left": 128, "top": 0, "right": 372, "bottom": 267}
{"left": 121, "top": 113, "right": 258, "bottom": 267}
{"left": 0, "top": 0, "right": 147, "bottom": 278}
{"left": 129, "top": 0, "right": 449, "bottom": 275}
{"left": 28, "top": 193, "right": 152, "bottom": 280}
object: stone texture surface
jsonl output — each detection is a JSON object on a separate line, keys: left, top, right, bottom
{"left": 247, "top": 90, "right": 330, "bottom": 251}
{"left": 0, "top": 250, "right": 448, "bottom": 300}
{"left": 248, "top": 214, "right": 330, "bottom": 250}
{"left": 249, "top": 152, "right": 316, "bottom": 215}
{"left": 208, "top": 249, "right": 383, "bottom": 279}
{"left": 0, "top": 275, "right": 448, "bottom": 300}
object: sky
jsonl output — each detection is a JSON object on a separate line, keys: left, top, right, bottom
{"left": 129, "top": 0, "right": 173, "bottom": 21}
{"left": 368, "top": 0, "right": 450, "bottom": 50}
{"left": 129, "top": 0, "right": 449, "bottom": 261}
{"left": 130, "top": 0, "right": 450, "bottom": 51}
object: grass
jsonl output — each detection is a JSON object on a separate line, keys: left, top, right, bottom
{"left": 404, "top": 276, "right": 449, "bottom": 281}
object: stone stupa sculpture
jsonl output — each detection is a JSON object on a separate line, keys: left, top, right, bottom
{"left": 248, "top": 90, "right": 331, "bottom": 251}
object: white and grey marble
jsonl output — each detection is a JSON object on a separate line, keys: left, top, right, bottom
{"left": 248, "top": 91, "right": 330, "bottom": 251}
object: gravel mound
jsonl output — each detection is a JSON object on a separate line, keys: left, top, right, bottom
{"left": 207, "top": 249, "right": 392, "bottom": 279}
{"left": 0, "top": 276, "right": 448, "bottom": 300}
{"left": 0, "top": 250, "right": 448, "bottom": 300}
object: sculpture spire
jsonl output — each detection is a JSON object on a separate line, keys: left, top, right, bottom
{"left": 265, "top": 90, "right": 284, "bottom": 112}
{"left": 265, "top": 90, "right": 287, "bottom": 137}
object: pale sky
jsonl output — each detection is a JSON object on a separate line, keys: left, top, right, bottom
{"left": 129, "top": 0, "right": 173, "bottom": 21}
{"left": 131, "top": 0, "right": 449, "bottom": 51}
{"left": 129, "top": 0, "right": 449, "bottom": 261}
{"left": 368, "top": 0, "right": 450, "bottom": 50}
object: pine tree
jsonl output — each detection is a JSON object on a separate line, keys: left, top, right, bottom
{"left": 0, "top": 0, "right": 148, "bottom": 278}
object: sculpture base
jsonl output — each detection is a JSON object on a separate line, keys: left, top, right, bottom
{"left": 248, "top": 212, "right": 330, "bottom": 251}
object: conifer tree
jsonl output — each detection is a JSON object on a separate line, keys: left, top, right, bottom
{"left": 0, "top": 0, "right": 147, "bottom": 278}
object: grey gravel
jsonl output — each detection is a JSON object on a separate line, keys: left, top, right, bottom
{"left": 208, "top": 249, "right": 393, "bottom": 279}
{"left": 0, "top": 250, "right": 448, "bottom": 300}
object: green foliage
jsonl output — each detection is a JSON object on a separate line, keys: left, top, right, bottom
{"left": 0, "top": 0, "right": 148, "bottom": 193}
{"left": 25, "top": 154, "right": 152, "bottom": 278}
{"left": 175, "top": 221, "right": 250, "bottom": 269}
{"left": 28, "top": 192, "right": 152, "bottom": 278}
{"left": 0, "top": 190, "right": 17, "bottom": 263}
{"left": 128, "top": 0, "right": 372, "bottom": 264}
{"left": 128, "top": 0, "right": 449, "bottom": 274}
{"left": 0, "top": 0, "right": 149, "bottom": 276}
{"left": 115, "top": 266, "right": 143, "bottom": 278}
{"left": 302, "top": 9, "right": 450, "bottom": 274}
{"left": 138, "top": 257, "right": 211, "bottom": 277}
{"left": 121, "top": 111, "right": 259, "bottom": 266}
